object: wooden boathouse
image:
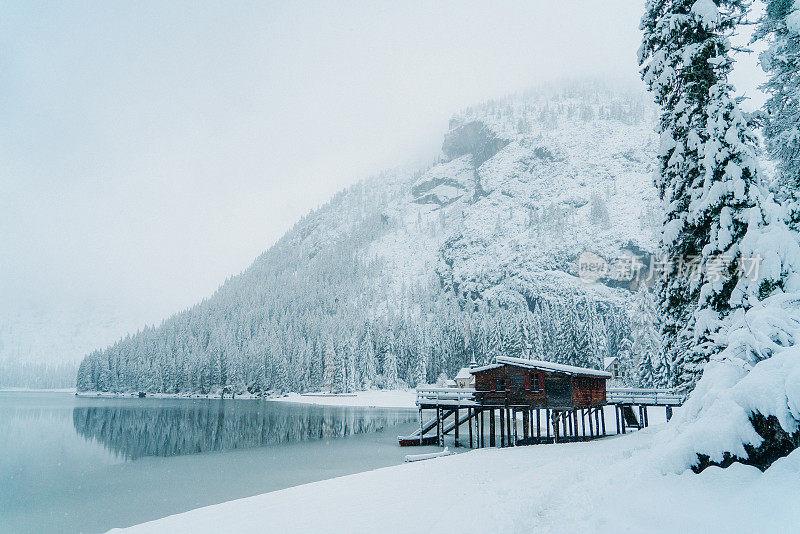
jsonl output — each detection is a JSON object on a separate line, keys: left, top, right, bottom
{"left": 399, "top": 355, "right": 684, "bottom": 448}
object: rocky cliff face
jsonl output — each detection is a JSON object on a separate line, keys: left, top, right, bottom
{"left": 375, "top": 83, "right": 659, "bottom": 314}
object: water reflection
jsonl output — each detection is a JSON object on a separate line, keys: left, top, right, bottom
{"left": 72, "top": 400, "right": 415, "bottom": 460}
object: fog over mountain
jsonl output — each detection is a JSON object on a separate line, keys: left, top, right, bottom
{"left": 1, "top": 1, "right": 765, "bottom": 381}
{"left": 76, "top": 82, "right": 661, "bottom": 394}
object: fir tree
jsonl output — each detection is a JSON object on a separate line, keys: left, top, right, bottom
{"left": 414, "top": 352, "right": 427, "bottom": 386}
{"left": 755, "top": 0, "right": 800, "bottom": 218}
{"left": 637, "top": 350, "right": 656, "bottom": 388}
{"left": 383, "top": 349, "right": 398, "bottom": 389}
{"left": 323, "top": 337, "right": 337, "bottom": 393}
{"left": 639, "top": 0, "right": 767, "bottom": 390}
{"left": 629, "top": 285, "right": 666, "bottom": 387}
{"left": 361, "top": 334, "right": 377, "bottom": 390}
{"left": 486, "top": 319, "right": 502, "bottom": 361}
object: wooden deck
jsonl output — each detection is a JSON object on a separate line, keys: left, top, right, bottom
{"left": 606, "top": 387, "right": 684, "bottom": 406}
{"left": 400, "top": 386, "right": 686, "bottom": 448}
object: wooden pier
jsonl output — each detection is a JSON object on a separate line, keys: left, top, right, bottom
{"left": 398, "top": 357, "right": 686, "bottom": 448}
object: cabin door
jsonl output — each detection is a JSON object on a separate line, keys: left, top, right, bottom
{"left": 545, "top": 375, "right": 571, "bottom": 408}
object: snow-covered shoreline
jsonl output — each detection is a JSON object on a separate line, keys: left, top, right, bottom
{"left": 269, "top": 390, "right": 416, "bottom": 408}
{"left": 0, "top": 387, "right": 76, "bottom": 393}
{"left": 111, "top": 425, "right": 800, "bottom": 533}
{"left": 72, "top": 389, "right": 417, "bottom": 409}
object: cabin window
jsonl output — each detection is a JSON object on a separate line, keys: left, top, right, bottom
{"left": 524, "top": 373, "right": 539, "bottom": 391}
{"left": 511, "top": 376, "right": 524, "bottom": 390}
{"left": 495, "top": 379, "right": 507, "bottom": 391}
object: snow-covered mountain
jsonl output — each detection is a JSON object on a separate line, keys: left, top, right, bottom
{"left": 77, "top": 81, "right": 660, "bottom": 394}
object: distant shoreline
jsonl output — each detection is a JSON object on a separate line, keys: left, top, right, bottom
{"left": 69, "top": 389, "right": 417, "bottom": 409}
{"left": 0, "top": 387, "right": 76, "bottom": 393}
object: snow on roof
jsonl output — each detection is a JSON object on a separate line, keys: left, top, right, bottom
{"left": 479, "top": 355, "right": 612, "bottom": 378}
{"left": 604, "top": 357, "right": 618, "bottom": 369}
{"left": 454, "top": 367, "right": 473, "bottom": 380}
{"left": 469, "top": 363, "right": 503, "bottom": 374}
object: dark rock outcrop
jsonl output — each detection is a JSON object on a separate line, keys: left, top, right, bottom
{"left": 442, "top": 120, "right": 510, "bottom": 166}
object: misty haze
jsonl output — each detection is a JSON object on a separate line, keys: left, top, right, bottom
{"left": 2, "top": 1, "right": 800, "bottom": 533}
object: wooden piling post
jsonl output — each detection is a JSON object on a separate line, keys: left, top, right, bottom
{"left": 489, "top": 409, "right": 496, "bottom": 447}
{"left": 582, "top": 409, "right": 587, "bottom": 440}
{"left": 594, "top": 407, "right": 600, "bottom": 437}
{"left": 513, "top": 409, "right": 518, "bottom": 445}
{"left": 545, "top": 409, "right": 550, "bottom": 441}
{"left": 480, "top": 409, "right": 485, "bottom": 447}
{"left": 530, "top": 409, "right": 535, "bottom": 441}
{"left": 615, "top": 405, "right": 620, "bottom": 435}
{"left": 522, "top": 408, "right": 529, "bottom": 444}
{"left": 454, "top": 408, "right": 460, "bottom": 446}
{"left": 568, "top": 410, "right": 574, "bottom": 440}
{"left": 477, "top": 409, "right": 482, "bottom": 448}
{"left": 553, "top": 411, "right": 560, "bottom": 444}
{"left": 666, "top": 405, "right": 673, "bottom": 421}
{"left": 418, "top": 408, "right": 423, "bottom": 445}
{"left": 507, "top": 408, "right": 513, "bottom": 446}
{"left": 573, "top": 410, "right": 579, "bottom": 441}
{"left": 600, "top": 406, "right": 606, "bottom": 435}
{"left": 499, "top": 407, "right": 505, "bottom": 447}
{"left": 468, "top": 408, "right": 473, "bottom": 448}
{"left": 436, "top": 407, "right": 441, "bottom": 447}
{"left": 536, "top": 409, "right": 541, "bottom": 441}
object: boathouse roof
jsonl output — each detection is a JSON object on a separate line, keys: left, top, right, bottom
{"left": 470, "top": 355, "right": 612, "bottom": 378}
{"left": 454, "top": 367, "right": 473, "bottom": 380}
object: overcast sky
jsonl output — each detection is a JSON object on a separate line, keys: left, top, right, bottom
{"left": 0, "top": 1, "right": 766, "bottom": 360}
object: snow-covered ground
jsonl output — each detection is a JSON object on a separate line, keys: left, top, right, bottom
{"left": 270, "top": 389, "right": 417, "bottom": 408}
{"left": 112, "top": 422, "right": 800, "bottom": 534}
{"left": 0, "top": 387, "right": 76, "bottom": 393}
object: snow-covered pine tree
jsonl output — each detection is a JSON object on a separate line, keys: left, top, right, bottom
{"left": 383, "top": 348, "right": 398, "bottom": 389}
{"left": 639, "top": 0, "right": 766, "bottom": 390}
{"left": 414, "top": 351, "right": 427, "bottom": 386}
{"left": 323, "top": 337, "right": 337, "bottom": 393}
{"left": 361, "top": 333, "right": 376, "bottom": 389}
{"left": 567, "top": 300, "right": 590, "bottom": 367}
{"left": 629, "top": 285, "right": 666, "bottom": 386}
{"left": 502, "top": 313, "right": 525, "bottom": 358}
{"left": 755, "top": 0, "right": 800, "bottom": 215}
{"left": 486, "top": 318, "right": 502, "bottom": 361}
{"left": 640, "top": 0, "right": 800, "bottom": 471}
{"left": 529, "top": 311, "right": 544, "bottom": 359}
{"left": 637, "top": 349, "right": 656, "bottom": 388}
{"left": 586, "top": 302, "right": 609, "bottom": 369}
{"left": 345, "top": 345, "right": 356, "bottom": 393}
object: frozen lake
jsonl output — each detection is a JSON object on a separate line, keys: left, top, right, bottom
{"left": 0, "top": 391, "right": 431, "bottom": 533}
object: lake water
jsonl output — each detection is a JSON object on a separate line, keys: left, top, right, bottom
{"left": 0, "top": 391, "right": 433, "bottom": 533}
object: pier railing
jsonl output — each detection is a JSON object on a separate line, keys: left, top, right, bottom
{"left": 416, "top": 386, "right": 685, "bottom": 407}
{"left": 416, "top": 387, "right": 478, "bottom": 406}
{"left": 606, "top": 387, "right": 685, "bottom": 406}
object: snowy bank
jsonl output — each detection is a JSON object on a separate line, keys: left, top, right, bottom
{"left": 654, "top": 293, "right": 800, "bottom": 471}
{"left": 112, "top": 427, "right": 800, "bottom": 534}
{"left": 269, "top": 390, "right": 417, "bottom": 409}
